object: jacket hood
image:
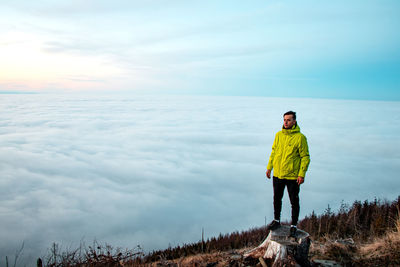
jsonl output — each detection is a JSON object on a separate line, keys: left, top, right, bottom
{"left": 282, "top": 123, "right": 300, "bottom": 135}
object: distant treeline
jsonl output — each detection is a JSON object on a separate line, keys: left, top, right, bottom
{"left": 139, "top": 196, "right": 400, "bottom": 263}
{"left": 140, "top": 227, "right": 268, "bottom": 263}
{"left": 299, "top": 196, "right": 400, "bottom": 241}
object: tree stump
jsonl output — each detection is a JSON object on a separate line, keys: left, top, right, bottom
{"left": 244, "top": 225, "right": 311, "bottom": 267}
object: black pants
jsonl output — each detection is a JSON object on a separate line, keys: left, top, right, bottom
{"left": 273, "top": 176, "right": 300, "bottom": 225}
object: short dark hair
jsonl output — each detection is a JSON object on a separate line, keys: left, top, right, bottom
{"left": 284, "top": 111, "right": 296, "bottom": 120}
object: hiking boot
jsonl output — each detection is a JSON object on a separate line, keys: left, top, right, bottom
{"left": 289, "top": 226, "right": 297, "bottom": 238}
{"left": 266, "top": 220, "right": 281, "bottom": 231}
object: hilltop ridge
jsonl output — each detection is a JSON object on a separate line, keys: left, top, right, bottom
{"left": 40, "top": 196, "right": 400, "bottom": 266}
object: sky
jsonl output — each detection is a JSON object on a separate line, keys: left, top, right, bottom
{"left": 1, "top": 1, "right": 400, "bottom": 266}
{"left": 0, "top": 0, "right": 399, "bottom": 100}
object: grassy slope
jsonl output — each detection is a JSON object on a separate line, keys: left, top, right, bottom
{"left": 129, "top": 223, "right": 400, "bottom": 266}
{"left": 42, "top": 197, "right": 400, "bottom": 266}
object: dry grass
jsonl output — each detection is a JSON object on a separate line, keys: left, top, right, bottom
{"left": 354, "top": 216, "right": 400, "bottom": 266}
{"left": 41, "top": 205, "right": 400, "bottom": 267}
{"left": 308, "top": 215, "right": 400, "bottom": 267}
{"left": 130, "top": 222, "right": 400, "bottom": 267}
{"left": 42, "top": 241, "right": 143, "bottom": 267}
{"left": 309, "top": 239, "right": 357, "bottom": 266}
{"left": 125, "top": 248, "right": 250, "bottom": 267}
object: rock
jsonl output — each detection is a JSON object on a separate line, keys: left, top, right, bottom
{"left": 230, "top": 254, "right": 242, "bottom": 261}
{"left": 334, "top": 238, "right": 355, "bottom": 246}
{"left": 243, "top": 225, "right": 311, "bottom": 267}
{"left": 312, "top": 259, "right": 343, "bottom": 267}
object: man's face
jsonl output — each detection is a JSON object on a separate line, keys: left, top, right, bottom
{"left": 283, "top": 114, "right": 296, "bottom": 129}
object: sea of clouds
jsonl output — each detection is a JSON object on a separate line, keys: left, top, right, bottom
{"left": 1, "top": 94, "right": 399, "bottom": 264}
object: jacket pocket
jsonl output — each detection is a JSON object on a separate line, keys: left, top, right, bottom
{"left": 282, "top": 160, "right": 294, "bottom": 175}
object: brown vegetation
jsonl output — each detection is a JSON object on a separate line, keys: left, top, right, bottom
{"left": 308, "top": 215, "right": 400, "bottom": 266}
{"left": 39, "top": 196, "right": 400, "bottom": 267}
{"left": 298, "top": 196, "right": 400, "bottom": 242}
{"left": 140, "top": 227, "right": 268, "bottom": 263}
{"left": 42, "top": 241, "right": 143, "bottom": 267}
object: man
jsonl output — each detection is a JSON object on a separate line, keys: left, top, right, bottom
{"left": 266, "top": 111, "right": 310, "bottom": 238}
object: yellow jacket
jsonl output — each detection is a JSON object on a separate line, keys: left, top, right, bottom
{"left": 267, "top": 124, "right": 310, "bottom": 180}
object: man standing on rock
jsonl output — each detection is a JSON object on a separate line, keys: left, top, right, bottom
{"left": 266, "top": 111, "right": 310, "bottom": 238}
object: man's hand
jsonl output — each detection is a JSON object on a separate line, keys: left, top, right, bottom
{"left": 266, "top": 169, "right": 271, "bottom": 179}
{"left": 297, "top": 176, "right": 304, "bottom": 185}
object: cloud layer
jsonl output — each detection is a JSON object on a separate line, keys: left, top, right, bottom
{"left": 1, "top": 94, "right": 399, "bottom": 264}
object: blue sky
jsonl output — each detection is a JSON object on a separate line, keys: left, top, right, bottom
{"left": 1, "top": 0, "right": 399, "bottom": 100}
